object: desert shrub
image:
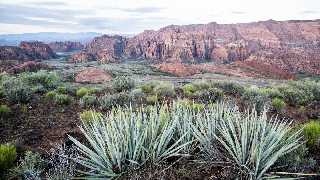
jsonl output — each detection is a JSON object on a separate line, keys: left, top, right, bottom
{"left": 56, "top": 86, "right": 67, "bottom": 94}
{"left": 192, "top": 80, "right": 212, "bottom": 90}
{"left": 69, "top": 104, "right": 191, "bottom": 178}
{"left": 241, "top": 87, "right": 270, "bottom": 113}
{"left": 259, "top": 87, "right": 284, "bottom": 99}
{"left": 80, "top": 110, "right": 103, "bottom": 123}
{"left": 176, "top": 99, "right": 205, "bottom": 111}
{"left": 271, "top": 98, "right": 286, "bottom": 112}
{"left": 10, "top": 151, "right": 44, "bottom": 179}
{"left": 140, "top": 81, "right": 158, "bottom": 94}
{"left": 46, "top": 144, "right": 78, "bottom": 180}
{"left": 276, "top": 143, "right": 318, "bottom": 173}
{"left": 154, "top": 82, "right": 176, "bottom": 99}
{"left": 182, "top": 84, "right": 197, "bottom": 97}
{"left": 63, "top": 84, "right": 78, "bottom": 96}
{"left": 99, "top": 92, "right": 131, "bottom": 109}
{"left": 0, "top": 105, "right": 11, "bottom": 118}
{"left": 1, "top": 77, "right": 32, "bottom": 103}
{"left": 146, "top": 95, "right": 158, "bottom": 105}
{"left": 213, "top": 81, "right": 245, "bottom": 95}
{"left": 278, "top": 85, "right": 312, "bottom": 106}
{"left": 0, "top": 144, "right": 16, "bottom": 175}
{"left": 129, "top": 88, "right": 145, "bottom": 103}
{"left": 303, "top": 120, "right": 320, "bottom": 149}
{"left": 278, "top": 80, "right": 320, "bottom": 106}
{"left": 54, "top": 94, "right": 72, "bottom": 105}
{"left": 76, "top": 87, "right": 92, "bottom": 97}
{"left": 112, "top": 76, "right": 135, "bottom": 92}
{"left": 193, "top": 88, "right": 224, "bottom": 103}
{"left": 45, "top": 91, "right": 57, "bottom": 101}
{"left": 79, "top": 95, "right": 97, "bottom": 108}
{"left": 20, "top": 70, "right": 60, "bottom": 92}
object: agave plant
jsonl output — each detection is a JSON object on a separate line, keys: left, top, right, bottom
{"left": 215, "top": 108, "right": 303, "bottom": 179}
{"left": 69, "top": 105, "right": 191, "bottom": 178}
{"left": 191, "top": 102, "right": 237, "bottom": 159}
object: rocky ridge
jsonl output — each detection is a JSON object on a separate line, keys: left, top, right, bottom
{"left": 49, "top": 41, "right": 84, "bottom": 52}
{"left": 0, "top": 41, "right": 57, "bottom": 61}
{"left": 70, "top": 19, "right": 320, "bottom": 76}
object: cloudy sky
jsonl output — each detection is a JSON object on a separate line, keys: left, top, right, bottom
{"left": 0, "top": 0, "right": 319, "bottom": 34}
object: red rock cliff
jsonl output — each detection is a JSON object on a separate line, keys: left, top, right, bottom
{"left": 70, "top": 19, "right": 320, "bottom": 75}
{"left": 49, "top": 41, "right": 84, "bottom": 52}
{"left": 0, "top": 41, "right": 57, "bottom": 61}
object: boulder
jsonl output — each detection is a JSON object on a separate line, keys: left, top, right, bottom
{"left": 75, "top": 67, "right": 112, "bottom": 83}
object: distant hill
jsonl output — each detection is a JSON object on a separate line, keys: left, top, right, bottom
{"left": 0, "top": 32, "right": 102, "bottom": 46}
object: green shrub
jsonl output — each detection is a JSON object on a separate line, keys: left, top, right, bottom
{"left": 0, "top": 144, "right": 16, "bottom": 174}
{"left": 271, "top": 98, "right": 286, "bottom": 112}
{"left": 213, "top": 81, "right": 245, "bottom": 95}
{"left": 80, "top": 110, "right": 103, "bottom": 123}
{"left": 276, "top": 142, "right": 317, "bottom": 172}
{"left": 20, "top": 70, "right": 60, "bottom": 92}
{"left": 279, "top": 85, "right": 313, "bottom": 106}
{"left": 99, "top": 92, "right": 131, "bottom": 109}
{"left": 76, "top": 87, "right": 90, "bottom": 97}
{"left": 146, "top": 95, "right": 158, "bottom": 105}
{"left": 45, "top": 91, "right": 57, "bottom": 101}
{"left": 79, "top": 95, "right": 97, "bottom": 108}
{"left": 140, "top": 81, "right": 158, "bottom": 94}
{"left": 176, "top": 99, "right": 205, "bottom": 111}
{"left": 182, "top": 84, "right": 197, "bottom": 97}
{"left": 54, "top": 94, "right": 72, "bottom": 105}
{"left": 154, "top": 82, "right": 175, "bottom": 99}
{"left": 259, "top": 87, "right": 284, "bottom": 99}
{"left": 193, "top": 88, "right": 224, "bottom": 103}
{"left": 192, "top": 80, "right": 212, "bottom": 90}
{"left": 278, "top": 80, "right": 320, "bottom": 106}
{"left": 56, "top": 86, "right": 67, "bottom": 94}
{"left": 1, "top": 77, "right": 32, "bottom": 103}
{"left": 241, "top": 87, "right": 269, "bottom": 113}
{"left": 10, "top": 151, "right": 44, "bottom": 179}
{"left": 112, "top": 76, "right": 135, "bottom": 92}
{"left": 0, "top": 105, "right": 11, "bottom": 118}
{"left": 303, "top": 121, "right": 320, "bottom": 149}
{"left": 129, "top": 88, "right": 145, "bottom": 103}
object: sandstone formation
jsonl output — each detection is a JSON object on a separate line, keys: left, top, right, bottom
{"left": 71, "top": 19, "right": 320, "bottom": 76}
{"left": 0, "top": 46, "right": 31, "bottom": 61}
{"left": 49, "top": 41, "right": 84, "bottom": 52}
{"left": 70, "top": 35, "right": 125, "bottom": 63}
{"left": 8, "top": 61, "right": 50, "bottom": 74}
{"left": 0, "top": 41, "right": 57, "bottom": 61}
{"left": 75, "top": 67, "right": 112, "bottom": 83}
{"left": 19, "top": 41, "right": 57, "bottom": 59}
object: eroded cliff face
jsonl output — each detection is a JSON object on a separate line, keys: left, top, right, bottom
{"left": 0, "top": 41, "right": 57, "bottom": 61}
{"left": 70, "top": 19, "right": 320, "bottom": 75}
{"left": 19, "top": 41, "right": 57, "bottom": 60}
{"left": 71, "top": 35, "right": 126, "bottom": 63}
{"left": 49, "top": 41, "right": 84, "bottom": 52}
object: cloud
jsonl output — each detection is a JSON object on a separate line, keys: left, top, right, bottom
{"left": 300, "top": 10, "right": 318, "bottom": 14}
{"left": 119, "top": 7, "right": 165, "bottom": 13}
{"left": 231, "top": 11, "right": 246, "bottom": 15}
{"left": 28, "top": 1, "right": 67, "bottom": 6}
{"left": 0, "top": 4, "right": 88, "bottom": 22}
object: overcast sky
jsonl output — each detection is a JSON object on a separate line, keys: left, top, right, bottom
{"left": 0, "top": 0, "right": 319, "bottom": 34}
